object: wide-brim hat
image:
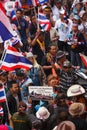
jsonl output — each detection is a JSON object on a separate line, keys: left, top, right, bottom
{"left": 56, "top": 121, "right": 76, "bottom": 130}
{"left": 67, "top": 84, "right": 85, "bottom": 97}
{"left": 56, "top": 51, "right": 68, "bottom": 59}
{"left": 69, "top": 103, "right": 85, "bottom": 116}
{"left": 36, "top": 106, "right": 50, "bottom": 120}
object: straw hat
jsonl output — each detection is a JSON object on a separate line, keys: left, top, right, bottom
{"left": 36, "top": 106, "right": 50, "bottom": 120}
{"left": 67, "top": 84, "right": 85, "bottom": 97}
{"left": 69, "top": 103, "right": 85, "bottom": 116}
{"left": 55, "top": 121, "right": 76, "bottom": 130}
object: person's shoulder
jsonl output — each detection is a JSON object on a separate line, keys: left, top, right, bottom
{"left": 6, "top": 125, "right": 13, "bottom": 130}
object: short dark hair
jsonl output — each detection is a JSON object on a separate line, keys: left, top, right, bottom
{"left": 16, "top": 8, "right": 23, "bottom": 14}
{"left": 48, "top": 43, "right": 58, "bottom": 51}
{"left": 7, "top": 80, "right": 18, "bottom": 89}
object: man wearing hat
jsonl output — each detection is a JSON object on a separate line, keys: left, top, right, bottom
{"left": 69, "top": 103, "right": 87, "bottom": 130}
{"left": 59, "top": 60, "right": 78, "bottom": 92}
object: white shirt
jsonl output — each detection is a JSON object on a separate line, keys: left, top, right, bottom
{"left": 52, "top": 5, "right": 64, "bottom": 21}
{"left": 55, "top": 19, "right": 73, "bottom": 41}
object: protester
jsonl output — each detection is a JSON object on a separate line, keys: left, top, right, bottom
{"left": 12, "top": 101, "right": 32, "bottom": 130}
{"left": 1, "top": 0, "right": 87, "bottom": 129}
{"left": 69, "top": 102, "right": 87, "bottom": 130}
{"left": 41, "top": 43, "right": 58, "bottom": 77}
{"left": 59, "top": 60, "right": 78, "bottom": 92}
{"left": 0, "top": 106, "right": 13, "bottom": 130}
{"left": 26, "top": 52, "right": 46, "bottom": 86}
{"left": 12, "top": 9, "right": 29, "bottom": 52}
{"left": 7, "top": 80, "right": 21, "bottom": 115}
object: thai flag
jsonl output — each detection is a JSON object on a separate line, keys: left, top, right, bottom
{"left": 27, "top": 0, "right": 33, "bottom": 5}
{"left": 0, "top": 85, "right": 6, "bottom": 103}
{"left": 0, "top": 106, "right": 4, "bottom": 116}
{"left": 1, "top": 46, "right": 32, "bottom": 71}
{"left": 0, "top": 8, "right": 14, "bottom": 42}
{"left": 38, "top": 0, "right": 48, "bottom": 5}
{"left": 38, "top": 12, "right": 51, "bottom": 31}
{"left": 79, "top": 53, "right": 87, "bottom": 67}
{"left": 11, "top": 10, "right": 16, "bottom": 21}
{"left": 15, "top": 0, "right": 22, "bottom": 9}
{"left": 32, "top": 0, "right": 39, "bottom": 6}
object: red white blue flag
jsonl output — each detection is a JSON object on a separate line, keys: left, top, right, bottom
{"left": 0, "top": 85, "right": 6, "bottom": 103}
{"left": 79, "top": 53, "right": 87, "bottom": 67}
{"left": 15, "top": 0, "right": 22, "bottom": 9}
{"left": 1, "top": 46, "right": 32, "bottom": 71}
{"left": 0, "top": 7, "right": 14, "bottom": 42}
{"left": 11, "top": 10, "right": 16, "bottom": 21}
{"left": 38, "top": 12, "right": 51, "bottom": 31}
{"left": 32, "top": 0, "right": 39, "bottom": 6}
{"left": 38, "top": 0, "right": 48, "bottom": 5}
{"left": 0, "top": 106, "right": 4, "bottom": 115}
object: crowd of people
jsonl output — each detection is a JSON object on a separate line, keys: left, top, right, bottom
{"left": 0, "top": 0, "right": 87, "bottom": 130}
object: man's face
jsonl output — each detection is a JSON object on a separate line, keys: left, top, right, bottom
{"left": 31, "top": 16, "right": 37, "bottom": 23}
{"left": 72, "top": 26, "right": 78, "bottom": 32}
{"left": 11, "top": 83, "right": 19, "bottom": 94}
{"left": 56, "top": 2, "right": 62, "bottom": 9}
{"left": 76, "top": 3, "right": 82, "bottom": 11}
{"left": 16, "top": 11, "right": 22, "bottom": 19}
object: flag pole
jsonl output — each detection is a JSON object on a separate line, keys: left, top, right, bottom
{"left": 0, "top": 49, "right": 6, "bottom": 68}
{"left": 33, "top": 6, "right": 39, "bottom": 29}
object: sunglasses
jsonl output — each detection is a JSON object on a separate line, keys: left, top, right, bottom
{"left": 63, "top": 66, "right": 71, "bottom": 69}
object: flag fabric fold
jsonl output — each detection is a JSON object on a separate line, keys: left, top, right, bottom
{"left": 0, "top": 85, "right": 6, "bottom": 103}
{"left": 79, "top": 53, "right": 87, "bottom": 67}
{"left": 11, "top": 10, "right": 16, "bottom": 21}
{"left": 38, "top": 12, "right": 51, "bottom": 31}
{"left": 38, "top": 0, "right": 48, "bottom": 5}
{"left": 32, "top": 0, "right": 39, "bottom": 6}
{"left": 0, "top": 7, "right": 14, "bottom": 41}
{"left": 1, "top": 46, "right": 32, "bottom": 71}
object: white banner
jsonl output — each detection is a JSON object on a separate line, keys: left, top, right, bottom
{"left": 29, "top": 86, "right": 53, "bottom": 97}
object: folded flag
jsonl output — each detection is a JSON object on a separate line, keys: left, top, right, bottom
{"left": 79, "top": 53, "right": 87, "bottom": 67}
{"left": 38, "top": 12, "right": 51, "bottom": 31}
{"left": 1, "top": 46, "right": 32, "bottom": 71}
{"left": 38, "top": 0, "right": 48, "bottom": 5}
{"left": 15, "top": 0, "right": 22, "bottom": 9}
{"left": 0, "top": 106, "right": 4, "bottom": 116}
{"left": 0, "top": 7, "right": 14, "bottom": 42}
{"left": 31, "top": 0, "right": 39, "bottom": 6}
{"left": 0, "top": 84, "right": 6, "bottom": 103}
{"left": 11, "top": 10, "right": 16, "bottom": 21}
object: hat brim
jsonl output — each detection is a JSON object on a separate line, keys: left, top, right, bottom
{"left": 36, "top": 111, "right": 50, "bottom": 120}
{"left": 67, "top": 85, "right": 85, "bottom": 97}
{"left": 57, "top": 121, "right": 76, "bottom": 130}
{"left": 69, "top": 103, "right": 85, "bottom": 116}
